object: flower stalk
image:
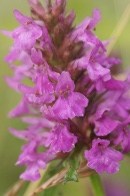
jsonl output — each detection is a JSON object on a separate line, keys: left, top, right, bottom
{"left": 90, "top": 174, "right": 105, "bottom": 196}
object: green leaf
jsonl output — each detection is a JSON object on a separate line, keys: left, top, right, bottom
{"left": 64, "top": 150, "right": 81, "bottom": 183}
{"left": 64, "top": 167, "right": 78, "bottom": 183}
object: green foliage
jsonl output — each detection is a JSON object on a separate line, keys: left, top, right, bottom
{"left": 64, "top": 148, "right": 82, "bottom": 183}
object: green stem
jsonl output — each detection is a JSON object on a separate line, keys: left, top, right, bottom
{"left": 90, "top": 174, "right": 105, "bottom": 196}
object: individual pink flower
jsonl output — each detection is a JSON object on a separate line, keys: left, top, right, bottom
{"left": 85, "top": 138, "right": 123, "bottom": 174}
{"left": 52, "top": 71, "right": 88, "bottom": 119}
{"left": 8, "top": 98, "right": 31, "bottom": 118}
{"left": 113, "top": 117, "right": 130, "bottom": 153}
{"left": 10, "top": 128, "right": 55, "bottom": 181}
{"left": 19, "top": 73, "right": 55, "bottom": 105}
{"left": 12, "top": 9, "right": 42, "bottom": 52}
{"left": 45, "top": 123, "right": 77, "bottom": 153}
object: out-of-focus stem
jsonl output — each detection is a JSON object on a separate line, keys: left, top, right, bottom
{"left": 28, "top": 168, "right": 68, "bottom": 196}
{"left": 4, "top": 180, "right": 24, "bottom": 196}
{"left": 107, "top": 2, "right": 130, "bottom": 55}
{"left": 28, "top": 163, "right": 95, "bottom": 196}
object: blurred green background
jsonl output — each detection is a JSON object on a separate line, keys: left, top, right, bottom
{"left": 1, "top": 0, "right": 130, "bottom": 195}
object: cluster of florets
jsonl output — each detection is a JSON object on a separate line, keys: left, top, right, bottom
{"left": 2, "top": 0, "right": 130, "bottom": 181}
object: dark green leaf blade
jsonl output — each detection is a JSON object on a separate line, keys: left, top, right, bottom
{"left": 64, "top": 151, "right": 81, "bottom": 183}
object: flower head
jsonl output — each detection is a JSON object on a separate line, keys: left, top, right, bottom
{"left": 2, "top": 0, "right": 130, "bottom": 182}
